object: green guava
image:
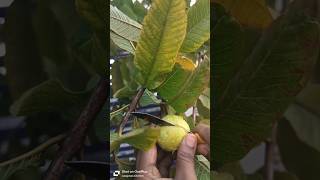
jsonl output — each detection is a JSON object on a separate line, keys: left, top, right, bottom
{"left": 157, "top": 115, "right": 190, "bottom": 151}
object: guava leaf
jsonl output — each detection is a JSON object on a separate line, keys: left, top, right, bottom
{"left": 111, "top": 60, "right": 124, "bottom": 95}
{"left": 110, "top": 5, "right": 142, "bottom": 42}
{"left": 134, "top": 0, "right": 187, "bottom": 89}
{"left": 213, "top": 0, "right": 273, "bottom": 29}
{"left": 158, "top": 56, "right": 210, "bottom": 113}
{"left": 199, "top": 88, "right": 210, "bottom": 109}
{"left": 139, "top": 89, "right": 161, "bottom": 107}
{"left": 110, "top": 32, "right": 135, "bottom": 54}
{"left": 195, "top": 155, "right": 211, "bottom": 180}
{"left": 113, "top": 86, "right": 136, "bottom": 99}
{"left": 212, "top": 7, "right": 248, "bottom": 100}
{"left": 10, "top": 79, "right": 90, "bottom": 116}
{"left": 213, "top": 12, "right": 320, "bottom": 164}
{"left": 110, "top": 5, "right": 142, "bottom": 53}
{"left": 110, "top": 127, "right": 160, "bottom": 152}
{"left": 113, "top": 59, "right": 140, "bottom": 98}
{"left": 180, "top": 0, "right": 210, "bottom": 52}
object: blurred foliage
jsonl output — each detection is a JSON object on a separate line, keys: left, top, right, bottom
{"left": 0, "top": 0, "right": 106, "bottom": 179}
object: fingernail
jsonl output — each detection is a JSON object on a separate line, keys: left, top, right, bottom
{"left": 185, "top": 134, "right": 196, "bottom": 148}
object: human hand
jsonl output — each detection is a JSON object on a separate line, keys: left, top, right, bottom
{"left": 136, "top": 134, "right": 198, "bottom": 180}
{"left": 194, "top": 123, "right": 210, "bottom": 159}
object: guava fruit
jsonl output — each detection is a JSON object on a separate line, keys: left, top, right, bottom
{"left": 157, "top": 115, "right": 190, "bottom": 151}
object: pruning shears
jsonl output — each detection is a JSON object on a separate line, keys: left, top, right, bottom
{"left": 130, "top": 112, "right": 206, "bottom": 144}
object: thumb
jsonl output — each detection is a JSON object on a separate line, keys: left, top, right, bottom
{"left": 175, "top": 134, "right": 197, "bottom": 180}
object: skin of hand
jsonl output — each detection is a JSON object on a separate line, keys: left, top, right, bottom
{"left": 136, "top": 134, "right": 198, "bottom": 180}
{"left": 136, "top": 123, "right": 210, "bottom": 180}
{"left": 194, "top": 123, "right": 210, "bottom": 160}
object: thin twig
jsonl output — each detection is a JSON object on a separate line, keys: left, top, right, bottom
{"left": 117, "top": 88, "right": 145, "bottom": 135}
{"left": 45, "top": 78, "right": 108, "bottom": 180}
{"left": 0, "top": 133, "right": 66, "bottom": 167}
{"left": 110, "top": 104, "right": 129, "bottom": 117}
{"left": 192, "top": 105, "right": 197, "bottom": 126}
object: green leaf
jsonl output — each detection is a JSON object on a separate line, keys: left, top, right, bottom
{"left": 76, "top": 0, "right": 106, "bottom": 31}
{"left": 111, "top": 60, "right": 125, "bottom": 95}
{"left": 213, "top": 13, "right": 320, "bottom": 163}
{"left": 139, "top": 89, "right": 161, "bottom": 107}
{"left": 199, "top": 88, "right": 210, "bottom": 109}
{"left": 110, "top": 104, "right": 129, "bottom": 121}
{"left": 119, "top": 58, "right": 139, "bottom": 89}
{"left": 110, "top": 22, "right": 135, "bottom": 54}
{"left": 197, "top": 100, "right": 210, "bottom": 119}
{"left": 113, "top": 86, "right": 137, "bottom": 99}
{"left": 10, "top": 79, "right": 89, "bottom": 116}
{"left": 110, "top": 127, "right": 160, "bottom": 152}
{"left": 110, "top": 5, "right": 142, "bottom": 42}
{"left": 158, "top": 56, "right": 210, "bottom": 113}
{"left": 134, "top": 0, "right": 187, "bottom": 89}
{"left": 132, "top": 1, "right": 147, "bottom": 22}
{"left": 277, "top": 119, "right": 320, "bottom": 180}
{"left": 195, "top": 155, "right": 211, "bottom": 180}
{"left": 285, "top": 83, "right": 320, "bottom": 152}
{"left": 116, "top": 2, "right": 139, "bottom": 22}
{"left": 212, "top": 8, "right": 244, "bottom": 100}
{"left": 213, "top": 0, "right": 273, "bottom": 29}
{"left": 112, "top": 59, "right": 140, "bottom": 99}
{"left": 180, "top": 0, "right": 210, "bottom": 52}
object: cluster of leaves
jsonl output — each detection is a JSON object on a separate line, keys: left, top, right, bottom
{"left": 212, "top": 0, "right": 320, "bottom": 179}
{"left": 110, "top": 0, "right": 210, "bottom": 178}
{"left": 0, "top": 0, "right": 106, "bottom": 179}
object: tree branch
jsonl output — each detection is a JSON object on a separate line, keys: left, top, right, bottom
{"left": 45, "top": 78, "right": 108, "bottom": 180}
{"left": 117, "top": 88, "right": 145, "bottom": 135}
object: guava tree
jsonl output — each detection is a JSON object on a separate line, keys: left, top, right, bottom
{"left": 110, "top": 0, "right": 210, "bottom": 179}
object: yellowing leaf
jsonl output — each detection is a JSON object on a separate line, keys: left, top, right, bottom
{"left": 181, "top": 0, "right": 210, "bottom": 52}
{"left": 134, "top": 0, "right": 187, "bottom": 89}
{"left": 158, "top": 56, "right": 209, "bottom": 113}
{"left": 110, "top": 127, "right": 160, "bottom": 152}
{"left": 213, "top": 0, "right": 273, "bottom": 29}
